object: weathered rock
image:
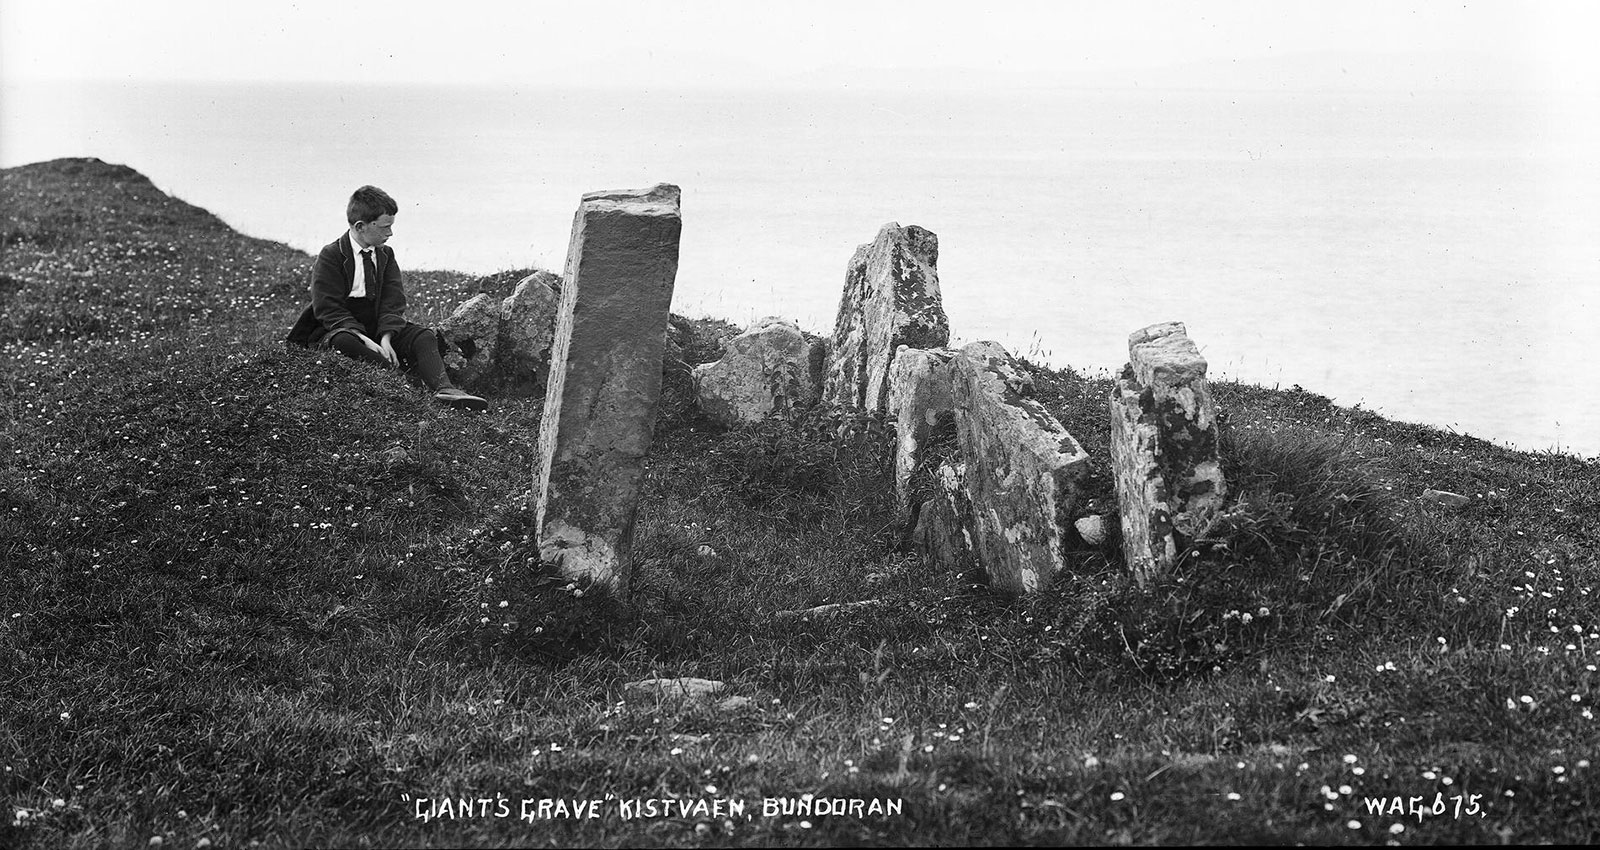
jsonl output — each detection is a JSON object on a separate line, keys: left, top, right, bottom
{"left": 622, "top": 677, "right": 726, "bottom": 701}
{"left": 773, "top": 599, "right": 887, "bottom": 623}
{"left": 912, "top": 460, "right": 978, "bottom": 575}
{"left": 497, "top": 270, "right": 561, "bottom": 395}
{"left": 1109, "top": 321, "right": 1226, "bottom": 586}
{"left": 536, "top": 184, "right": 682, "bottom": 592}
{"left": 941, "top": 342, "right": 1091, "bottom": 593}
{"left": 1421, "top": 488, "right": 1470, "bottom": 509}
{"left": 822, "top": 223, "right": 950, "bottom": 415}
{"left": 1075, "top": 514, "right": 1110, "bottom": 546}
{"left": 692, "top": 317, "right": 825, "bottom": 427}
{"left": 886, "top": 345, "right": 956, "bottom": 531}
{"left": 436, "top": 293, "right": 501, "bottom": 389}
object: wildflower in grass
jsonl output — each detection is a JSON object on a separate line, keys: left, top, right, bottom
{"left": 1553, "top": 766, "right": 1565, "bottom": 774}
{"left": 1226, "top": 792, "right": 1241, "bottom": 801}
{"left": 1422, "top": 770, "right": 1436, "bottom": 780}
{"left": 1109, "top": 792, "right": 1125, "bottom": 802}
{"left": 1347, "top": 819, "right": 1361, "bottom": 829}
{"left": 1389, "top": 823, "right": 1405, "bottom": 834}
{"left": 1520, "top": 695, "right": 1534, "bottom": 705}
{"left": 1343, "top": 754, "right": 1358, "bottom": 764}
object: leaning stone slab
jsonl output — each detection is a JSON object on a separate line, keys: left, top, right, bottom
{"left": 692, "top": 317, "right": 825, "bottom": 427}
{"left": 536, "top": 184, "right": 682, "bottom": 593}
{"left": 437, "top": 293, "right": 501, "bottom": 389}
{"left": 822, "top": 223, "right": 950, "bottom": 415}
{"left": 498, "top": 270, "right": 561, "bottom": 395}
{"left": 886, "top": 345, "right": 956, "bottom": 531}
{"left": 948, "top": 341, "right": 1091, "bottom": 593}
{"left": 1109, "top": 321, "right": 1226, "bottom": 586}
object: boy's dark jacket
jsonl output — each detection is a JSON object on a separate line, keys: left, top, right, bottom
{"left": 285, "top": 234, "right": 408, "bottom": 347}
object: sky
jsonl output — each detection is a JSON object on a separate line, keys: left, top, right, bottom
{"left": 2, "top": 0, "right": 1597, "bottom": 91}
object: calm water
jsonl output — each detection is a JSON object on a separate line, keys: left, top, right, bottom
{"left": 4, "top": 81, "right": 1596, "bottom": 457}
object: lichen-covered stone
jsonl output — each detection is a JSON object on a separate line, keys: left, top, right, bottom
{"left": 536, "top": 184, "right": 682, "bottom": 592}
{"left": 1109, "top": 321, "right": 1226, "bottom": 586}
{"left": 945, "top": 341, "right": 1091, "bottom": 593}
{"left": 691, "top": 317, "right": 824, "bottom": 427}
{"left": 886, "top": 345, "right": 955, "bottom": 530}
{"left": 822, "top": 223, "right": 950, "bottom": 415}
{"left": 436, "top": 293, "right": 500, "bottom": 389}
{"left": 498, "top": 270, "right": 561, "bottom": 395}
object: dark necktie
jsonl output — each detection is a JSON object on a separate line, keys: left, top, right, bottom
{"left": 361, "top": 248, "right": 377, "bottom": 297}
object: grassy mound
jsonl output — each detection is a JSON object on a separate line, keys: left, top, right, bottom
{"left": 3, "top": 158, "right": 1599, "bottom": 846}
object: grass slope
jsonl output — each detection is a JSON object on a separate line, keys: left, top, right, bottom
{"left": 3, "top": 158, "right": 1599, "bottom": 847}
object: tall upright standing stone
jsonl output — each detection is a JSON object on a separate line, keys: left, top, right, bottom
{"left": 536, "top": 184, "right": 682, "bottom": 592}
{"left": 822, "top": 223, "right": 949, "bottom": 415}
{"left": 1109, "top": 321, "right": 1226, "bottom": 586}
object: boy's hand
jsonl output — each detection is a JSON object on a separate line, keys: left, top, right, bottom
{"left": 356, "top": 332, "right": 391, "bottom": 365}
{"left": 379, "top": 333, "right": 399, "bottom": 368}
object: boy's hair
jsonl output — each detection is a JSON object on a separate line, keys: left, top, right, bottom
{"left": 347, "top": 185, "right": 398, "bottom": 225}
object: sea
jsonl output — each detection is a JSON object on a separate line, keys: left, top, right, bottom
{"left": 3, "top": 80, "right": 1596, "bottom": 458}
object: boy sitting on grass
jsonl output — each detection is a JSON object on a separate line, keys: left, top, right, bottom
{"left": 286, "top": 185, "right": 488, "bottom": 411}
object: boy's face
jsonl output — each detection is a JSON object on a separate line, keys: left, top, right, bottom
{"left": 352, "top": 213, "right": 396, "bottom": 248}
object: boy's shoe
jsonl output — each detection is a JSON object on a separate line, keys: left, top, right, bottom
{"left": 434, "top": 387, "right": 489, "bottom": 411}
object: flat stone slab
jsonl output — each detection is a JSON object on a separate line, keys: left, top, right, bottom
{"left": 1421, "top": 488, "right": 1470, "bottom": 509}
{"left": 622, "top": 677, "right": 728, "bottom": 701}
{"left": 773, "top": 599, "right": 888, "bottom": 623}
